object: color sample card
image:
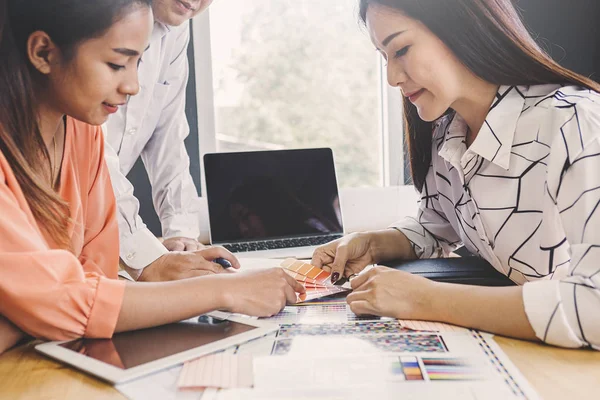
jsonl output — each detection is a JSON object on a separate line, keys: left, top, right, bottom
{"left": 421, "top": 357, "right": 482, "bottom": 381}
{"left": 263, "top": 303, "right": 397, "bottom": 325}
{"left": 366, "top": 334, "right": 447, "bottom": 353}
{"left": 398, "top": 319, "right": 468, "bottom": 333}
{"left": 270, "top": 321, "right": 448, "bottom": 355}
{"left": 281, "top": 259, "right": 332, "bottom": 283}
{"left": 280, "top": 259, "right": 351, "bottom": 303}
{"left": 178, "top": 352, "right": 253, "bottom": 390}
{"left": 297, "top": 285, "right": 349, "bottom": 302}
{"left": 398, "top": 356, "right": 424, "bottom": 381}
{"left": 262, "top": 304, "right": 349, "bottom": 324}
{"left": 277, "top": 321, "right": 412, "bottom": 338}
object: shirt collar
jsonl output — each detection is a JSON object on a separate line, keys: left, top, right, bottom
{"left": 152, "top": 21, "right": 171, "bottom": 41}
{"left": 438, "top": 85, "right": 527, "bottom": 170}
{"left": 468, "top": 85, "right": 528, "bottom": 170}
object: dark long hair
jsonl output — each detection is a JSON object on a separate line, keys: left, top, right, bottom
{"left": 0, "top": 0, "right": 151, "bottom": 248}
{"left": 359, "top": 0, "right": 600, "bottom": 191}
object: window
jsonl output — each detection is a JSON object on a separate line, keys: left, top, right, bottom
{"left": 193, "top": 0, "right": 405, "bottom": 189}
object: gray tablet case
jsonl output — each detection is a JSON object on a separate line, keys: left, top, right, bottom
{"left": 384, "top": 256, "right": 515, "bottom": 286}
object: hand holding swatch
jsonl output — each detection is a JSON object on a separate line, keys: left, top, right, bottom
{"left": 280, "top": 259, "right": 350, "bottom": 303}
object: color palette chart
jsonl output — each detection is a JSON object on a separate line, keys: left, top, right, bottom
{"left": 276, "top": 320, "right": 412, "bottom": 337}
{"left": 390, "top": 356, "right": 482, "bottom": 382}
{"left": 270, "top": 321, "right": 448, "bottom": 355}
{"left": 394, "top": 356, "right": 424, "bottom": 381}
{"left": 280, "top": 259, "right": 350, "bottom": 303}
{"left": 421, "top": 357, "right": 482, "bottom": 381}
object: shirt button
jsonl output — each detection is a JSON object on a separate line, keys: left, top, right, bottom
{"left": 126, "top": 253, "right": 135, "bottom": 261}
{"left": 127, "top": 128, "right": 137, "bottom": 135}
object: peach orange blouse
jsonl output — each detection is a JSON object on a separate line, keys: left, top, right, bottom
{"left": 0, "top": 118, "right": 125, "bottom": 340}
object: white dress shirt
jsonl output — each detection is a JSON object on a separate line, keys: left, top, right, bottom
{"left": 105, "top": 21, "right": 201, "bottom": 278}
{"left": 393, "top": 84, "right": 600, "bottom": 349}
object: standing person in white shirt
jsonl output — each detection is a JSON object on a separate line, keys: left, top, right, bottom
{"left": 105, "top": 0, "right": 217, "bottom": 281}
{"left": 313, "top": 0, "right": 600, "bottom": 350}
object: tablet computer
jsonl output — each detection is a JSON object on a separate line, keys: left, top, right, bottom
{"left": 35, "top": 312, "right": 278, "bottom": 384}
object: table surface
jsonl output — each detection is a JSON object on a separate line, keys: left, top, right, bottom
{"left": 1, "top": 336, "right": 599, "bottom": 400}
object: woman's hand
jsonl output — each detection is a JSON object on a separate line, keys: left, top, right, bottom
{"left": 346, "top": 266, "right": 437, "bottom": 320}
{"left": 312, "top": 229, "right": 415, "bottom": 284}
{"left": 311, "top": 232, "right": 376, "bottom": 284}
{"left": 222, "top": 268, "right": 306, "bottom": 317}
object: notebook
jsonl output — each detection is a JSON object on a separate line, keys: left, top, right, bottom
{"left": 204, "top": 148, "right": 344, "bottom": 259}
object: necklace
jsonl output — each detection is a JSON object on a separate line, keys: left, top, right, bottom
{"left": 49, "top": 117, "right": 65, "bottom": 186}
{"left": 50, "top": 135, "right": 58, "bottom": 186}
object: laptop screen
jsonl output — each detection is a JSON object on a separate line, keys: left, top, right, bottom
{"left": 204, "top": 148, "right": 343, "bottom": 244}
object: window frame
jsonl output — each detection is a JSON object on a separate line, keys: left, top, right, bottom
{"left": 191, "top": 9, "right": 406, "bottom": 194}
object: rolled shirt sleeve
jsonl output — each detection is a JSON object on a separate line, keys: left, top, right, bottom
{"left": 391, "top": 172, "right": 462, "bottom": 259}
{"left": 523, "top": 98, "right": 600, "bottom": 349}
{"left": 1, "top": 250, "right": 125, "bottom": 340}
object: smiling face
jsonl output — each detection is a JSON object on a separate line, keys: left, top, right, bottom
{"left": 366, "top": 4, "right": 472, "bottom": 121}
{"left": 40, "top": 6, "right": 153, "bottom": 125}
{"left": 152, "top": 0, "right": 214, "bottom": 26}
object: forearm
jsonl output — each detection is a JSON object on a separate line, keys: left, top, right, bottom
{"left": 0, "top": 315, "right": 24, "bottom": 354}
{"left": 428, "top": 282, "right": 538, "bottom": 341}
{"left": 115, "top": 275, "right": 229, "bottom": 332}
{"left": 369, "top": 228, "right": 417, "bottom": 263}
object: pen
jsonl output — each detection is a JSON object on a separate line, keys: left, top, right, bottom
{"left": 214, "top": 257, "right": 233, "bottom": 269}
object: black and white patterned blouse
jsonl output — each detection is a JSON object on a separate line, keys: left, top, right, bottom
{"left": 394, "top": 84, "right": 600, "bottom": 349}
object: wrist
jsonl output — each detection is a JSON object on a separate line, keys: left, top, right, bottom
{"left": 423, "top": 281, "right": 450, "bottom": 322}
{"left": 210, "top": 275, "right": 235, "bottom": 312}
{"left": 369, "top": 229, "right": 410, "bottom": 263}
{"left": 137, "top": 254, "right": 167, "bottom": 282}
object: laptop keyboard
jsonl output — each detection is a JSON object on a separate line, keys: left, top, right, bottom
{"left": 222, "top": 234, "right": 343, "bottom": 253}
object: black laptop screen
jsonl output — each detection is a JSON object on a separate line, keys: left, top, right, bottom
{"left": 204, "top": 148, "right": 343, "bottom": 243}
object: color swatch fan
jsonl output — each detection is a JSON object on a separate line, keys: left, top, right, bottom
{"left": 280, "top": 259, "right": 350, "bottom": 303}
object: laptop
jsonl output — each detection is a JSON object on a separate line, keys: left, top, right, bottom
{"left": 204, "top": 148, "right": 344, "bottom": 259}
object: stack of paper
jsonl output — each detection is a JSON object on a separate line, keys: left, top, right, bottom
{"left": 178, "top": 353, "right": 253, "bottom": 390}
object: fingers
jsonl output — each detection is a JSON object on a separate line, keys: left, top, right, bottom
{"left": 346, "top": 288, "right": 377, "bottom": 316}
{"left": 184, "top": 240, "right": 204, "bottom": 251}
{"left": 350, "top": 268, "right": 374, "bottom": 289}
{"left": 311, "top": 247, "right": 334, "bottom": 269}
{"left": 281, "top": 270, "right": 306, "bottom": 294}
{"left": 347, "top": 300, "right": 375, "bottom": 316}
{"left": 164, "top": 240, "right": 185, "bottom": 252}
{"left": 283, "top": 283, "right": 299, "bottom": 305}
{"left": 194, "top": 259, "right": 225, "bottom": 274}
{"left": 329, "top": 243, "right": 350, "bottom": 284}
{"left": 346, "top": 287, "right": 369, "bottom": 303}
{"left": 195, "top": 247, "right": 241, "bottom": 269}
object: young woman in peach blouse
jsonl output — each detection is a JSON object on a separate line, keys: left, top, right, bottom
{"left": 0, "top": 0, "right": 304, "bottom": 354}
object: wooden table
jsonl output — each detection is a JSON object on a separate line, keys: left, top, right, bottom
{"left": 1, "top": 337, "right": 599, "bottom": 400}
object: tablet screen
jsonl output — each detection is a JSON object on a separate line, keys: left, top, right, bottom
{"left": 59, "top": 316, "right": 257, "bottom": 370}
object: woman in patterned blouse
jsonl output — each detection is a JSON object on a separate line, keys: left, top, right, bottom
{"left": 313, "top": 0, "right": 600, "bottom": 349}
